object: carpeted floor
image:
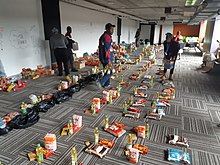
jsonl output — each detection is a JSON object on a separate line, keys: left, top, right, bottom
{"left": 0, "top": 50, "right": 220, "bottom": 165}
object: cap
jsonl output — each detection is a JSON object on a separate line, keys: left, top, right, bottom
{"left": 165, "top": 32, "right": 173, "bottom": 39}
{"left": 105, "top": 23, "right": 115, "bottom": 30}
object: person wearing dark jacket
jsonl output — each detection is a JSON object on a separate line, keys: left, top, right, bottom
{"left": 135, "top": 28, "right": 141, "bottom": 47}
{"left": 97, "top": 23, "right": 115, "bottom": 88}
{"left": 50, "top": 27, "right": 69, "bottom": 76}
{"left": 65, "top": 26, "right": 78, "bottom": 72}
{"left": 163, "top": 33, "right": 179, "bottom": 80}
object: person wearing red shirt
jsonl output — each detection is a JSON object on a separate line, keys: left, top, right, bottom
{"left": 97, "top": 23, "right": 115, "bottom": 88}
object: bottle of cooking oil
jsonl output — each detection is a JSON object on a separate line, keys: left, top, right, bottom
{"left": 117, "top": 88, "right": 120, "bottom": 97}
{"left": 151, "top": 100, "right": 156, "bottom": 109}
{"left": 108, "top": 94, "right": 113, "bottom": 104}
{"left": 126, "top": 134, "right": 133, "bottom": 149}
{"left": 71, "top": 147, "right": 77, "bottom": 165}
{"left": 129, "top": 95, "right": 134, "bottom": 106}
{"left": 91, "top": 102, "right": 96, "bottom": 115}
{"left": 68, "top": 120, "right": 73, "bottom": 136}
{"left": 94, "top": 127, "right": 99, "bottom": 145}
{"left": 145, "top": 123, "right": 150, "bottom": 138}
{"left": 36, "top": 144, "right": 44, "bottom": 163}
{"left": 133, "top": 86, "right": 138, "bottom": 95}
{"left": 123, "top": 100, "right": 128, "bottom": 113}
{"left": 104, "top": 116, "right": 109, "bottom": 130}
{"left": 155, "top": 92, "right": 160, "bottom": 100}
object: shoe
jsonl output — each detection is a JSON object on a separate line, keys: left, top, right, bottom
{"left": 57, "top": 74, "right": 63, "bottom": 76}
{"left": 103, "top": 85, "right": 112, "bottom": 89}
{"left": 96, "top": 81, "right": 103, "bottom": 89}
{"left": 71, "top": 68, "right": 78, "bottom": 72}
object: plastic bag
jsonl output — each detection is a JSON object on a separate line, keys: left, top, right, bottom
{"left": 78, "top": 79, "right": 86, "bottom": 88}
{"left": 35, "top": 99, "right": 55, "bottom": 113}
{"left": 69, "top": 84, "right": 81, "bottom": 93}
{"left": 8, "top": 108, "right": 40, "bottom": 129}
{"left": 0, "top": 125, "right": 13, "bottom": 136}
{"left": 53, "top": 90, "right": 73, "bottom": 104}
{"left": 164, "top": 59, "right": 174, "bottom": 69}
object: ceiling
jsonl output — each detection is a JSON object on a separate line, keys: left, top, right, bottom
{"left": 61, "top": 0, "right": 220, "bottom": 24}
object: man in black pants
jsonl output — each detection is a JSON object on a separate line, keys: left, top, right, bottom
{"left": 65, "top": 26, "right": 78, "bottom": 72}
{"left": 163, "top": 33, "right": 179, "bottom": 80}
{"left": 50, "top": 28, "right": 70, "bottom": 76}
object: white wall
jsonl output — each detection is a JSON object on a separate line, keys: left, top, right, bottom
{"left": 60, "top": 2, "right": 117, "bottom": 56}
{"left": 203, "top": 21, "right": 215, "bottom": 52}
{"left": 121, "top": 18, "right": 139, "bottom": 43}
{"left": 154, "top": 25, "right": 160, "bottom": 44}
{"left": 140, "top": 25, "right": 151, "bottom": 41}
{"left": 210, "top": 16, "right": 220, "bottom": 53}
{"left": 161, "top": 25, "right": 174, "bottom": 42}
{"left": 0, "top": 0, "right": 46, "bottom": 76}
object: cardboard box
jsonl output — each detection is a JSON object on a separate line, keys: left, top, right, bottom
{"left": 74, "top": 60, "right": 85, "bottom": 69}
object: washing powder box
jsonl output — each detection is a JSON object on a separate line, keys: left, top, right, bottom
{"left": 74, "top": 60, "right": 85, "bottom": 69}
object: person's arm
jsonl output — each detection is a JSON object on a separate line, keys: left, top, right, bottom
{"left": 104, "top": 34, "right": 112, "bottom": 64}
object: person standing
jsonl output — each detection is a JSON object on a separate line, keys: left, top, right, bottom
{"left": 50, "top": 27, "right": 70, "bottom": 76}
{"left": 97, "top": 23, "right": 115, "bottom": 88}
{"left": 65, "top": 26, "right": 78, "bottom": 72}
{"left": 135, "top": 28, "right": 141, "bottom": 47}
{"left": 163, "top": 33, "right": 179, "bottom": 80}
{"left": 174, "top": 31, "right": 184, "bottom": 60}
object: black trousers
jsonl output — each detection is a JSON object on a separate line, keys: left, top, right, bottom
{"left": 54, "top": 48, "right": 70, "bottom": 76}
{"left": 164, "top": 60, "right": 176, "bottom": 75}
{"left": 67, "top": 48, "right": 75, "bottom": 70}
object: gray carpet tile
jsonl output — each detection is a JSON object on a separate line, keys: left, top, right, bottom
{"left": 0, "top": 50, "right": 220, "bottom": 165}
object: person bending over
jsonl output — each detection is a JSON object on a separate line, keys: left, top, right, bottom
{"left": 50, "top": 27, "right": 69, "bottom": 76}
{"left": 163, "top": 33, "right": 179, "bottom": 80}
{"left": 97, "top": 23, "right": 115, "bottom": 88}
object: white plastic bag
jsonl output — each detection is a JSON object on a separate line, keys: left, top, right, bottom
{"left": 72, "top": 42, "right": 79, "bottom": 51}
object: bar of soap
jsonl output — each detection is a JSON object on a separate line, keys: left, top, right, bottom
{"left": 27, "top": 152, "right": 36, "bottom": 161}
{"left": 85, "top": 141, "right": 91, "bottom": 147}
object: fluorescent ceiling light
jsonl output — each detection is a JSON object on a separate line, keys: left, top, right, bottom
{"left": 185, "top": 0, "right": 198, "bottom": 6}
{"left": 107, "top": 1, "right": 114, "bottom": 5}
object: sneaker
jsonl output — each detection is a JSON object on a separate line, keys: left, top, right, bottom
{"left": 96, "top": 81, "right": 103, "bottom": 89}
